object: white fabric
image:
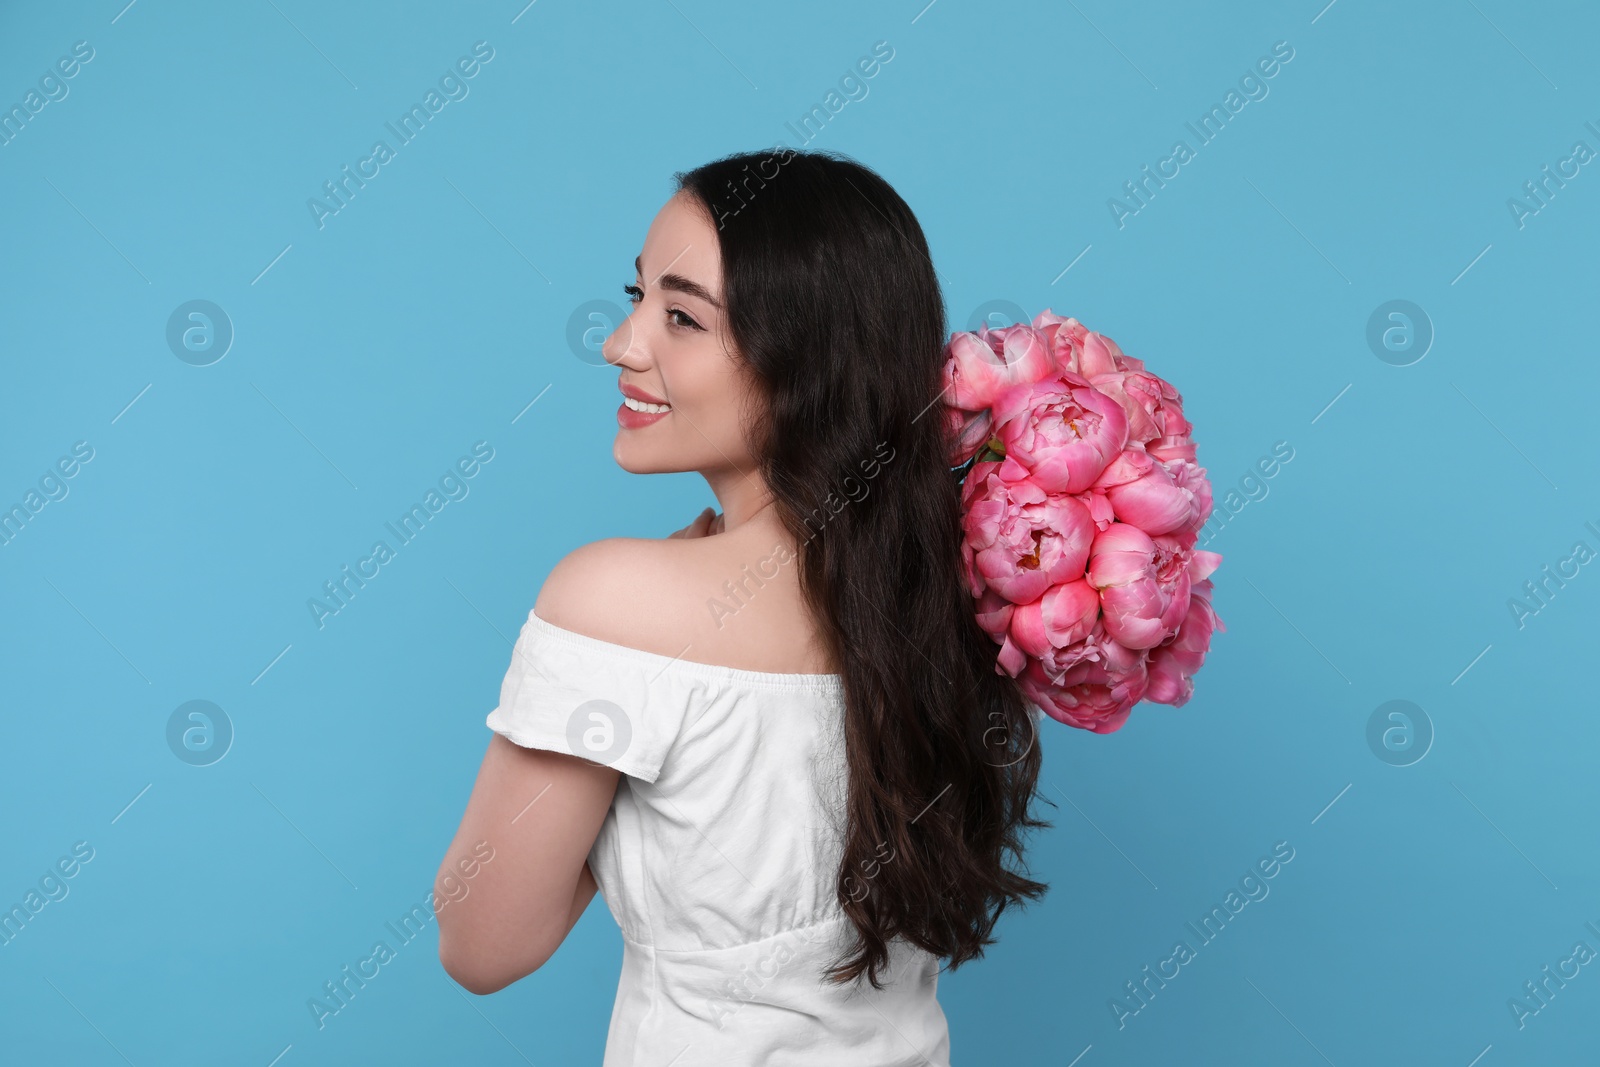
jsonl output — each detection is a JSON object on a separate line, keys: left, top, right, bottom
{"left": 486, "top": 609, "right": 953, "bottom": 1066}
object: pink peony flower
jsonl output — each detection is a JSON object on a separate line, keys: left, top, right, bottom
{"left": 1164, "top": 460, "right": 1215, "bottom": 540}
{"left": 1030, "top": 311, "right": 1088, "bottom": 377}
{"left": 1092, "top": 448, "right": 1204, "bottom": 536}
{"left": 1019, "top": 648, "right": 1148, "bottom": 734}
{"left": 990, "top": 375, "right": 1129, "bottom": 495}
{"left": 1085, "top": 522, "right": 1193, "bottom": 650}
{"left": 1034, "top": 311, "right": 1150, "bottom": 378}
{"left": 941, "top": 325, "right": 1055, "bottom": 412}
{"left": 960, "top": 463, "right": 1097, "bottom": 605}
{"left": 946, "top": 406, "right": 994, "bottom": 467}
{"left": 1145, "top": 578, "right": 1224, "bottom": 706}
{"left": 945, "top": 309, "right": 1223, "bottom": 732}
{"left": 1077, "top": 485, "right": 1116, "bottom": 532}
{"left": 1148, "top": 435, "right": 1197, "bottom": 466}
{"left": 972, "top": 585, "right": 1014, "bottom": 636}
{"left": 1078, "top": 354, "right": 1188, "bottom": 449}
{"left": 1008, "top": 579, "right": 1100, "bottom": 667}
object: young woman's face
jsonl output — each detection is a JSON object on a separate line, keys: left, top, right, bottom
{"left": 606, "top": 192, "right": 759, "bottom": 477}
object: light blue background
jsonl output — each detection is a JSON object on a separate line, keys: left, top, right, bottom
{"left": 2, "top": 0, "right": 1596, "bottom": 1063}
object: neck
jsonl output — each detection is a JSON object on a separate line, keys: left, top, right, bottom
{"left": 703, "top": 467, "right": 778, "bottom": 533}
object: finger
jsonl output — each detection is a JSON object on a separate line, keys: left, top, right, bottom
{"left": 674, "top": 507, "right": 712, "bottom": 539}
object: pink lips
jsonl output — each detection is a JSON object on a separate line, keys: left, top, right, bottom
{"left": 617, "top": 380, "right": 671, "bottom": 429}
{"left": 619, "top": 381, "right": 668, "bottom": 405}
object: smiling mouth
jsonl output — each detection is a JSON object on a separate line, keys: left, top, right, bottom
{"left": 622, "top": 396, "right": 671, "bottom": 414}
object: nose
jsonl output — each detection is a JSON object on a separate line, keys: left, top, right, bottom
{"left": 601, "top": 307, "right": 642, "bottom": 368}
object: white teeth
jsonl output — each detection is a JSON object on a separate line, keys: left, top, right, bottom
{"left": 623, "top": 396, "right": 671, "bottom": 414}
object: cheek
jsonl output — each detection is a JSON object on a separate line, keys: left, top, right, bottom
{"left": 670, "top": 394, "right": 743, "bottom": 457}
{"left": 698, "top": 384, "right": 759, "bottom": 453}
{"left": 672, "top": 349, "right": 743, "bottom": 427}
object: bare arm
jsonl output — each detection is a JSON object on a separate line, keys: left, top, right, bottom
{"left": 438, "top": 533, "right": 703, "bottom": 993}
{"left": 437, "top": 735, "right": 619, "bottom": 994}
{"left": 570, "top": 860, "right": 601, "bottom": 927}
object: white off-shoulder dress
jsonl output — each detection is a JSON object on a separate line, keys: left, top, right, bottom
{"left": 485, "top": 608, "right": 953, "bottom": 1066}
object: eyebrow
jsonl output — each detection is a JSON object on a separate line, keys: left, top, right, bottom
{"left": 635, "top": 254, "right": 722, "bottom": 310}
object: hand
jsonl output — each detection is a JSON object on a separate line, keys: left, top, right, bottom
{"left": 668, "top": 507, "right": 723, "bottom": 539}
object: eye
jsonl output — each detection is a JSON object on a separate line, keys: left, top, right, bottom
{"left": 622, "top": 282, "right": 703, "bottom": 331}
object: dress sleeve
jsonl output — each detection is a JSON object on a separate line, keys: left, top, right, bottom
{"left": 484, "top": 609, "right": 694, "bottom": 784}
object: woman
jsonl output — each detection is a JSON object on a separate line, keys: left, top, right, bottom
{"left": 436, "top": 148, "right": 1051, "bottom": 1065}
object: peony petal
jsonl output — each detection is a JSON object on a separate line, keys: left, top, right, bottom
{"left": 1189, "top": 550, "right": 1222, "bottom": 582}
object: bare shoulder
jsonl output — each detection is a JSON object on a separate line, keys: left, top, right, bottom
{"left": 532, "top": 536, "right": 723, "bottom": 655}
{"left": 535, "top": 537, "right": 674, "bottom": 638}
{"left": 531, "top": 528, "right": 827, "bottom": 673}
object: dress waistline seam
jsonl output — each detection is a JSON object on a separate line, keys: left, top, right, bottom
{"left": 619, "top": 913, "right": 854, "bottom": 955}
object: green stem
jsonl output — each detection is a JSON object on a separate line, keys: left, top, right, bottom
{"left": 976, "top": 436, "right": 1006, "bottom": 463}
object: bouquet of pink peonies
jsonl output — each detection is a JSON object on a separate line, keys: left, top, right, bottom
{"left": 943, "top": 310, "right": 1224, "bottom": 734}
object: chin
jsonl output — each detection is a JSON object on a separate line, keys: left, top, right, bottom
{"left": 613, "top": 436, "right": 669, "bottom": 474}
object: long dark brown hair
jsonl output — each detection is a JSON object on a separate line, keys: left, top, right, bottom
{"left": 674, "top": 148, "right": 1053, "bottom": 988}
